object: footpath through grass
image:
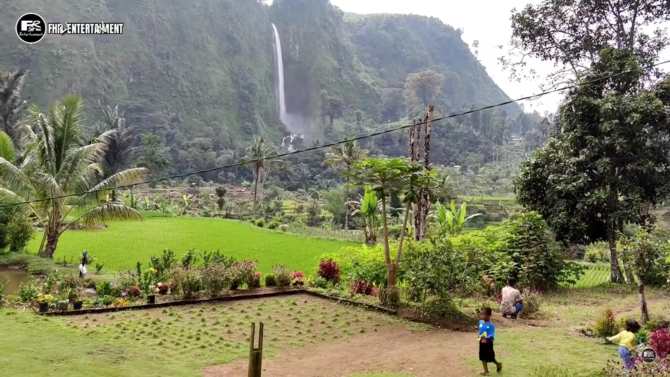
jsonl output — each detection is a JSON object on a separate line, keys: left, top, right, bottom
{"left": 26, "top": 217, "right": 356, "bottom": 274}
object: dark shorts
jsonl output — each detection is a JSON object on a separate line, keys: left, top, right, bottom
{"left": 479, "top": 340, "right": 496, "bottom": 362}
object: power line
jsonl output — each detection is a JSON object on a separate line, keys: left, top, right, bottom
{"left": 1, "top": 58, "right": 669, "bottom": 209}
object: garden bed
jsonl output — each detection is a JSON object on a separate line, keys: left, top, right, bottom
{"left": 39, "top": 288, "right": 306, "bottom": 316}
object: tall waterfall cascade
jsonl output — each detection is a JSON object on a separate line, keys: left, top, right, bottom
{"left": 272, "top": 23, "right": 304, "bottom": 152}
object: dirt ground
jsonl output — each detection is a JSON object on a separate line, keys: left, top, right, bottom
{"left": 202, "top": 326, "right": 476, "bottom": 377}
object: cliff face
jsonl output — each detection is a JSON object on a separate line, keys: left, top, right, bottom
{"left": 0, "top": 0, "right": 519, "bottom": 151}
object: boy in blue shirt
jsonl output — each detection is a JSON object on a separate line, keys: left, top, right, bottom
{"left": 479, "top": 307, "right": 502, "bottom": 375}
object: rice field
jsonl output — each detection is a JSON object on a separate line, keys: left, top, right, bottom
{"left": 571, "top": 263, "right": 612, "bottom": 288}
{"left": 26, "top": 217, "right": 356, "bottom": 274}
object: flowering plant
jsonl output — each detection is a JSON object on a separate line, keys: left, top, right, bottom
{"left": 291, "top": 271, "right": 305, "bottom": 287}
{"left": 36, "top": 293, "right": 53, "bottom": 304}
{"left": 156, "top": 282, "right": 169, "bottom": 295}
{"left": 112, "top": 298, "right": 130, "bottom": 307}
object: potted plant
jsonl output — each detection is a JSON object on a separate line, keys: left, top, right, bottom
{"left": 71, "top": 287, "right": 83, "bottom": 310}
{"left": 37, "top": 294, "right": 53, "bottom": 313}
{"left": 146, "top": 284, "right": 156, "bottom": 304}
{"left": 57, "top": 289, "right": 71, "bottom": 311}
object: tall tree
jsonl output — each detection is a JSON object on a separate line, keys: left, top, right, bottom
{"left": 404, "top": 70, "right": 445, "bottom": 106}
{"left": 0, "top": 69, "right": 29, "bottom": 143}
{"left": 242, "top": 137, "right": 283, "bottom": 217}
{"left": 0, "top": 95, "right": 148, "bottom": 259}
{"left": 136, "top": 133, "right": 170, "bottom": 185}
{"left": 326, "top": 97, "right": 344, "bottom": 132}
{"left": 323, "top": 139, "right": 368, "bottom": 229}
{"left": 0, "top": 131, "right": 16, "bottom": 163}
{"left": 503, "top": 0, "right": 670, "bottom": 86}
{"left": 514, "top": 48, "right": 670, "bottom": 283}
{"left": 94, "top": 106, "right": 136, "bottom": 177}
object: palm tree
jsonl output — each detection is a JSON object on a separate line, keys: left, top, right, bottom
{"left": 241, "top": 137, "right": 283, "bottom": 217}
{"left": 94, "top": 105, "right": 136, "bottom": 177}
{"left": 323, "top": 139, "right": 368, "bottom": 230}
{"left": 0, "top": 95, "right": 148, "bottom": 259}
{"left": 93, "top": 105, "right": 137, "bottom": 203}
{"left": 0, "top": 69, "right": 29, "bottom": 143}
{"left": 0, "top": 131, "right": 16, "bottom": 163}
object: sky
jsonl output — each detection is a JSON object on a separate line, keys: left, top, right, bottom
{"left": 270, "top": 0, "right": 670, "bottom": 114}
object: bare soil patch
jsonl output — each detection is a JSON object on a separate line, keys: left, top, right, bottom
{"left": 203, "top": 326, "right": 475, "bottom": 377}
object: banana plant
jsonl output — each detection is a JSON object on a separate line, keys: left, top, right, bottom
{"left": 349, "top": 185, "right": 382, "bottom": 243}
{"left": 433, "top": 200, "right": 481, "bottom": 236}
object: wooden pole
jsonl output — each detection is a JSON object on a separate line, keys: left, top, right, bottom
{"left": 248, "top": 322, "right": 264, "bottom": 377}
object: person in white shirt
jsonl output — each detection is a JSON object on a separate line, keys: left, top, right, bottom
{"left": 499, "top": 279, "right": 523, "bottom": 319}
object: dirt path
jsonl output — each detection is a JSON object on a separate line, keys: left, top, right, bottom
{"left": 202, "top": 326, "right": 476, "bottom": 377}
{"left": 614, "top": 297, "right": 669, "bottom": 316}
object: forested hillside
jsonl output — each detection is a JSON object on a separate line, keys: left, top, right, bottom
{"left": 0, "top": 0, "right": 532, "bottom": 184}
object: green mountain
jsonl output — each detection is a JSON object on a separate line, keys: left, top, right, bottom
{"left": 0, "top": 0, "right": 522, "bottom": 179}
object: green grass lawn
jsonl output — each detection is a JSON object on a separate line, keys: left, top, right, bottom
{"left": 464, "top": 326, "right": 612, "bottom": 377}
{"left": 26, "top": 217, "right": 356, "bottom": 274}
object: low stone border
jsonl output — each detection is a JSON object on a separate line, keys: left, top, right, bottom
{"left": 39, "top": 288, "right": 306, "bottom": 316}
{"left": 37, "top": 288, "right": 400, "bottom": 317}
{"left": 303, "top": 290, "right": 398, "bottom": 315}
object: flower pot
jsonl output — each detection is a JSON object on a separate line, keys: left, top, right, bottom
{"left": 73, "top": 301, "right": 83, "bottom": 310}
{"left": 57, "top": 300, "right": 69, "bottom": 311}
{"left": 147, "top": 295, "right": 156, "bottom": 304}
{"left": 38, "top": 302, "right": 49, "bottom": 313}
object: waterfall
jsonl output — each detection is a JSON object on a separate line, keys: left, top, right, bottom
{"left": 272, "top": 24, "right": 287, "bottom": 125}
{"left": 272, "top": 23, "right": 304, "bottom": 152}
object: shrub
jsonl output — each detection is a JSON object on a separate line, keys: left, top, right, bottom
{"left": 519, "top": 289, "right": 542, "bottom": 319}
{"left": 201, "top": 264, "right": 233, "bottom": 296}
{"left": 6, "top": 213, "right": 34, "bottom": 252}
{"left": 595, "top": 309, "right": 621, "bottom": 339}
{"left": 180, "top": 249, "right": 200, "bottom": 268}
{"left": 649, "top": 328, "right": 670, "bottom": 359}
{"left": 279, "top": 224, "right": 289, "bottom": 232}
{"left": 350, "top": 280, "right": 374, "bottom": 295}
{"left": 254, "top": 219, "right": 265, "bottom": 228}
{"left": 59, "top": 274, "right": 82, "bottom": 292}
{"left": 156, "top": 283, "right": 170, "bottom": 295}
{"left": 505, "top": 212, "right": 583, "bottom": 289}
{"left": 267, "top": 221, "right": 279, "bottom": 230}
{"left": 96, "top": 281, "right": 114, "bottom": 296}
{"left": 272, "top": 265, "right": 292, "bottom": 288}
{"left": 250, "top": 272, "right": 261, "bottom": 288}
{"left": 232, "top": 260, "right": 257, "bottom": 288}
{"left": 636, "top": 329, "right": 648, "bottom": 345}
{"left": 322, "top": 244, "right": 392, "bottom": 286}
{"left": 172, "top": 269, "right": 201, "bottom": 299}
{"left": 291, "top": 271, "right": 305, "bottom": 286}
{"left": 317, "top": 259, "right": 340, "bottom": 284}
{"left": 308, "top": 275, "right": 328, "bottom": 288}
{"left": 116, "top": 271, "right": 138, "bottom": 292}
{"left": 17, "top": 278, "right": 40, "bottom": 303}
{"left": 126, "top": 286, "right": 142, "bottom": 298}
{"left": 264, "top": 273, "right": 277, "bottom": 287}
{"left": 584, "top": 249, "right": 599, "bottom": 263}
